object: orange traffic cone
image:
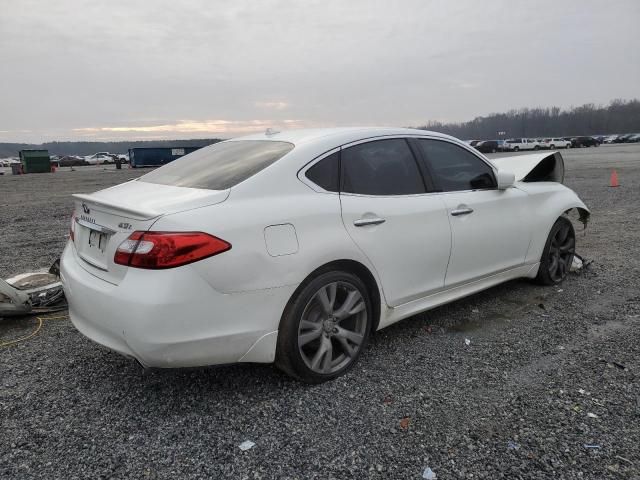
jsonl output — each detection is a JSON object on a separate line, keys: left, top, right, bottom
{"left": 609, "top": 169, "right": 619, "bottom": 187}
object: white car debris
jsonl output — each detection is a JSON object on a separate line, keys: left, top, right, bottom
{"left": 60, "top": 127, "right": 589, "bottom": 383}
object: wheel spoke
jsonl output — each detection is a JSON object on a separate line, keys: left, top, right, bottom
{"left": 558, "top": 260, "right": 567, "bottom": 277}
{"left": 321, "top": 339, "right": 334, "bottom": 373}
{"left": 556, "top": 224, "right": 569, "bottom": 245}
{"left": 549, "top": 256, "right": 558, "bottom": 277}
{"left": 335, "top": 326, "right": 364, "bottom": 346}
{"left": 335, "top": 335, "right": 356, "bottom": 358}
{"left": 317, "top": 283, "right": 337, "bottom": 315}
{"left": 560, "top": 237, "right": 575, "bottom": 254}
{"left": 310, "top": 336, "right": 331, "bottom": 370}
{"left": 299, "top": 327, "right": 322, "bottom": 347}
{"left": 300, "top": 319, "right": 320, "bottom": 330}
{"left": 334, "top": 290, "right": 364, "bottom": 320}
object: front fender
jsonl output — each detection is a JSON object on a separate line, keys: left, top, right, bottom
{"left": 515, "top": 182, "right": 590, "bottom": 264}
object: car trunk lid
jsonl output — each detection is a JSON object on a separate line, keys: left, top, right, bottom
{"left": 71, "top": 180, "right": 229, "bottom": 285}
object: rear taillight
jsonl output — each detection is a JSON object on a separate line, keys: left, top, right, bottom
{"left": 70, "top": 212, "right": 76, "bottom": 241}
{"left": 114, "top": 231, "right": 231, "bottom": 269}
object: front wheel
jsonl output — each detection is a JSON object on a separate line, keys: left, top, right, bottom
{"left": 536, "top": 217, "right": 575, "bottom": 285}
{"left": 513, "top": 146, "right": 520, "bottom": 152}
{"left": 276, "top": 271, "right": 373, "bottom": 383}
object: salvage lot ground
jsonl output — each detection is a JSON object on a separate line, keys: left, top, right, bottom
{"left": 1, "top": 145, "right": 639, "bottom": 479}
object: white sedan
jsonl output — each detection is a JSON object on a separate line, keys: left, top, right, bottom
{"left": 60, "top": 128, "right": 589, "bottom": 383}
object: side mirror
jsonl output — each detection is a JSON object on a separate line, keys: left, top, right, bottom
{"left": 496, "top": 170, "right": 515, "bottom": 190}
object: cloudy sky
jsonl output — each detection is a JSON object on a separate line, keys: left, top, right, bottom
{"left": 1, "top": 0, "right": 638, "bottom": 142}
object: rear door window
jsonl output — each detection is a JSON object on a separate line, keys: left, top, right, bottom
{"left": 415, "top": 139, "right": 496, "bottom": 192}
{"left": 139, "top": 140, "right": 294, "bottom": 190}
{"left": 341, "top": 139, "right": 425, "bottom": 196}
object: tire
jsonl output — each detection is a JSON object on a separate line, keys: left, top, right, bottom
{"left": 491, "top": 148, "right": 497, "bottom": 153}
{"left": 535, "top": 217, "right": 575, "bottom": 286}
{"left": 534, "top": 145, "right": 540, "bottom": 151}
{"left": 276, "top": 270, "right": 373, "bottom": 383}
{"left": 550, "top": 145, "right": 555, "bottom": 150}
{"left": 514, "top": 146, "right": 519, "bottom": 152}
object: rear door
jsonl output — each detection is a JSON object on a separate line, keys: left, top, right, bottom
{"left": 414, "top": 138, "right": 530, "bottom": 286}
{"left": 339, "top": 138, "right": 451, "bottom": 306}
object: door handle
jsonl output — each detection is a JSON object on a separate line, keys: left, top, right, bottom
{"left": 451, "top": 207, "right": 474, "bottom": 216}
{"left": 354, "top": 217, "right": 386, "bottom": 227}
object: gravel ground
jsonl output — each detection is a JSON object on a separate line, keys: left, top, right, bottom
{"left": 1, "top": 145, "right": 639, "bottom": 479}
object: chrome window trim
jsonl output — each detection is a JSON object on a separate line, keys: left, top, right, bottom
{"left": 297, "top": 134, "right": 499, "bottom": 197}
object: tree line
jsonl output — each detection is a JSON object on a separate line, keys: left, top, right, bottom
{"left": 415, "top": 98, "right": 640, "bottom": 140}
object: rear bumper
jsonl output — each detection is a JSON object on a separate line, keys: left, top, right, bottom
{"left": 60, "top": 242, "right": 295, "bottom": 367}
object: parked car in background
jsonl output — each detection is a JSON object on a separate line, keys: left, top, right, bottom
{"left": 59, "top": 156, "right": 88, "bottom": 167}
{"left": 474, "top": 140, "right": 501, "bottom": 153}
{"left": 503, "top": 138, "right": 539, "bottom": 151}
{"left": 85, "top": 152, "right": 115, "bottom": 164}
{"left": 626, "top": 134, "right": 640, "bottom": 143}
{"left": 604, "top": 135, "right": 619, "bottom": 144}
{"left": 60, "top": 127, "right": 589, "bottom": 383}
{"left": 543, "top": 138, "right": 572, "bottom": 149}
{"left": 571, "top": 136, "right": 600, "bottom": 148}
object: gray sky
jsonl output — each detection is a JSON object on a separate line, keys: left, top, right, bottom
{"left": 1, "top": 0, "right": 639, "bottom": 143}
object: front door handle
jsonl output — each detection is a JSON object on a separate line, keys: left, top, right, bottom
{"left": 354, "top": 217, "right": 386, "bottom": 227}
{"left": 451, "top": 207, "right": 474, "bottom": 216}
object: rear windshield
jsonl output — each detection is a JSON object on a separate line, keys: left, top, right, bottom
{"left": 138, "top": 140, "right": 294, "bottom": 190}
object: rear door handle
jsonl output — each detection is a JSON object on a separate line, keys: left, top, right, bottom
{"left": 451, "top": 207, "right": 474, "bottom": 216}
{"left": 354, "top": 217, "right": 386, "bottom": 227}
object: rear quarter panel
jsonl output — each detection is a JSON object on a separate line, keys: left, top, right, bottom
{"left": 150, "top": 187, "right": 379, "bottom": 295}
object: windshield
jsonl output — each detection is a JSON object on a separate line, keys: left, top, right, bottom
{"left": 139, "top": 140, "right": 294, "bottom": 190}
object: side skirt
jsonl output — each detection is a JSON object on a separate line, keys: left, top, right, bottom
{"left": 378, "top": 263, "right": 539, "bottom": 330}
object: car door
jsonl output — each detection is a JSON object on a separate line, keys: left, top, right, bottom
{"left": 339, "top": 137, "right": 451, "bottom": 307}
{"left": 413, "top": 138, "right": 531, "bottom": 287}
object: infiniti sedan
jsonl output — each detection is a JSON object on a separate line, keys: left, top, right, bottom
{"left": 61, "top": 128, "right": 589, "bottom": 383}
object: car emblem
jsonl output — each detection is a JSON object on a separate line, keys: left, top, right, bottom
{"left": 82, "top": 203, "right": 90, "bottom": 214}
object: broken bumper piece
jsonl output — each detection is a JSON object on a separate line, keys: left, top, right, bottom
{"left": 0, "top": 260, "right": 66, "bottom": 317}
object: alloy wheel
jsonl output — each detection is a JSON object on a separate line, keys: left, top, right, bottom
{"left": 297, "top": 281, "right": 368, "bottom": 374}
{"left": 548, "top": 221, "right": 575, "bottom": 282}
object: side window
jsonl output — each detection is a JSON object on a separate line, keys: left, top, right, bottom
{"left": 305, "top": 152, "right": 339, "bottom": 192}
{"left": 415, "top": 139, "right": 496, "bottom": 192}
{"left": 341, "top": 139, "right": 425, "bottom": 196}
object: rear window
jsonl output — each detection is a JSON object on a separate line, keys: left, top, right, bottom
{"left": 138, "top": 140, "right": 294, "bottom": 190}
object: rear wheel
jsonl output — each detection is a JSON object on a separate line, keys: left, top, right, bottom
{"left": 513, "top": 146, "right": 520, "bottom": 152}
{"left": 276, "top": 271, "right": 372, "bottom": 383}
{"left": 536, "top": 217, "right": 575, "bottom": 285}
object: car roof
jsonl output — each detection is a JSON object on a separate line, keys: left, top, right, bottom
{"left": 228, "top": 127, "right": 457, "bottom": 146}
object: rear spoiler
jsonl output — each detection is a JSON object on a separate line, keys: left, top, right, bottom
{"left": 72, "top": 193, "right": 159, "bottom": 220}
{"left": 491, "top": 151, "right": 565, "bottom": 184}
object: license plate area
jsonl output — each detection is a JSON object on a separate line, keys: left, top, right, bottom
{"left": 88, "top": 230, "right": 108, "bottom": 253}
{"left": 75, "top": 221, "right": 113, "bottom": 271}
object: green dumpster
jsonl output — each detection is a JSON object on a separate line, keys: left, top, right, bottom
{"left": 19, "top": 149, "right": 51, "bottom": 174}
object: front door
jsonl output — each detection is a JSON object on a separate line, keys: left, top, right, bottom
{"left": 413, "top": 138, "right": 531, "bottom": 287}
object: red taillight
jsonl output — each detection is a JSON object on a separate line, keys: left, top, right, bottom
{"left": 114, "top": 231, "right": 231, "bottom": 269}
{"left": 70, "top": 212, "right": 76, "bottom": 241}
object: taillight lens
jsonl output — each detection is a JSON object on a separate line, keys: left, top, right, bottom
{"left": 114, "top": 231, "right": 231, "bottom": 269}
{"left": 70, "top": 212, "right": 76, "bottom": 241}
